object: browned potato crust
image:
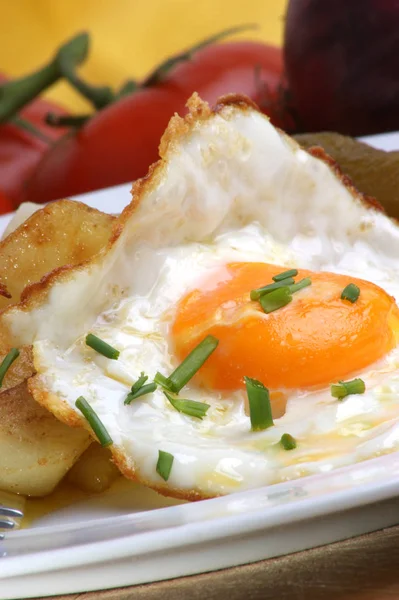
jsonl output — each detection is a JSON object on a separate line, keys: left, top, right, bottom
{"left": 0, "top": 200, "right": 115, "bottom": 496}
{"left": 0, "top": 199, "right": 115, "bottom": 313}
{"left": 0, "top": 382, "right": 90, "bottom": 496}
{"left": 0, "top": 346, "right": 34, "bottom": 392}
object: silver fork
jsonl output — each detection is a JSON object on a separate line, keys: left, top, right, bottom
{"left": 0, "top": 506, "right": 24, "bottom": 539}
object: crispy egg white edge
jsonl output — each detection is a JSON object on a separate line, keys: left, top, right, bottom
{"left": 3, "top": 94, "right": 399, "bottom": 499}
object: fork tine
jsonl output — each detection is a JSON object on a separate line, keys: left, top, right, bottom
{"left": 0, "top": 519, "right": 16, "bottom": 530}
{"left": 0, "top": 507, "right": 24, "bottom": 518}
{"left": 0, "top": 494, "right": 25, "bottom": 534}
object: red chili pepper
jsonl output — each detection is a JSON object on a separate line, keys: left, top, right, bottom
{"left": 23, "top": 37, "right": 286, "bottom": 203}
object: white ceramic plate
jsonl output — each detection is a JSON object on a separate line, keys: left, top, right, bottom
{"left": 1, "top": 132, "right": 399, "bottom": 600}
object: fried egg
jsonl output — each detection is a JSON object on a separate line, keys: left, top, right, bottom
{"left": 4, "top": 93, "right": 399, "bottom": 500}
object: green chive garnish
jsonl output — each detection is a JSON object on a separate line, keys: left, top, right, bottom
{"left": 244, "top": 376, "right": 273, "bottom": 431}
{"left": 288, "top": 277, "right": 312, "bottom": 294}
{"left": 341, "top": 283, "right": 360, "bottom": 303}
{"left": 272, "top": 269, "right": 298, "bottom": 282}
{"left": 259, "top": 286, "right": 292, "bottom": 314}
{"left": 75, "top": 396, "right": 113, "bottom": 447}
{"left": 250, "top": 278, "right": 295, "bottom": 301}
{"left": 85, "top": 333, "right": 120, "bottom": 360}
{"left": 164, "top": 391, "right": 210, "bottom": 419}
{"left": 124, "top": 382, "right": 157, "bottom": 405}
{"left": 280, "top": 433, "right": 297, "bottom": 450}
{"left": 0, "top": 348, "right": 19, "bottom": 388}
{"left": 156, "top": 450, "right": 174, "bottom": 481}
{"left": 331, "top": 378, "right": 366, "bottom": 400}
{"left": 130, "top": 372, "right": 148, "bottom": 394}
{"left": 154, "top": 371, "right": 174, "bottom": 392}
{"left": 155, "top": 335, "right": 218, "bottom": 393}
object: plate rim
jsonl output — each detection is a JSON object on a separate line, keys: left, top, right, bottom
{"left": 1, "top": 129, "right": 399, "bottom": 593}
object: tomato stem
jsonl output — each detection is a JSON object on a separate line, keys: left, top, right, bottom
{"left": 115, "top": 79, "right": 139, "bottom": 100}
{"left": 46, "top": 112, "right": 90, "bottom": 127}
{"left": 0, "top": 32, "right": 89, "bottom": 124}
{"left": 11, "top": 116, "right": 52, "bottom": 143}
{"left": 142, "top": 23, "right": 259, "bottom": 86}
{"left": 59, "top": 69, "right": 114, "bottom": 110}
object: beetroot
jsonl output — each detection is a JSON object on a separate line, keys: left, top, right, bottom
{"left": 284, "top": 0, "right": 399, "bottom": 135}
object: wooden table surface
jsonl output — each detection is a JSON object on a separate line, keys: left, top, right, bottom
{"left": 38, "top": 524, "right": 399, "bottom": 600}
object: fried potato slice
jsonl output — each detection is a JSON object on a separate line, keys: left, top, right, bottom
{"left": 294, "top": 132, "right": 399, "bottom": 218}
{"left": 0, "top": 346, "right": 35, "bottom": 392}
{"left": 0, "top": 382, "right": 90, "bottom": 496}
{"left": 1, "top": 202, "right": 42, "bottom": 239}
{"left": 0, "top": 200, "right": 115, "bottom": 496}
{"left": 66, "top": 444, "right": 120, "bottom": 494}
{"left": 0, "top": 199, "right": 115, "bottom": 314}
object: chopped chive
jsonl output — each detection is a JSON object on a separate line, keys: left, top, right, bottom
{"left": 259, "top": 286, "right": 292, "bottom": 314}
{"left": 124, "top": 382, "right": 157, "bottom": 405}
{"left": 272, "top": 269, "right": 298, "bottom": 282}
{"left": 250, "top": 278, "right": 295, "bottom": 301}
{"left": 75, "top": 396, "right": 113, "bottom": 447}
{"left": 280, "top": 433, "right": 297, "bottom": 450}
{"left": 0, "top": 348, "right": 19, "bottom": 388}
{"left": 244, "top": 376, "right": 273, "bottom": 431}
{"left": 164, "top": 391, "right": 210, "bottom": 419}
{"left": 131, "top": 372, "right": 148, "bottom": 395}
{"left": 85, "top": 333, "right": 120, "bottom": 360}
{"left": 154, "top": 371, "right": 175, "bottom": 392}
{"left": 341, "top": 283, "right": 360, "bottom": 303}
{"left": 156, "top": 450, "right": 174, "bottom": 481}
{"left": 331, "top": 378, "right": 366, "bottom": 400}
{"left": 288, "top": 277, "right": 312, "bottom": 294}
{"left": 157, "top": 335, "right": 218, "bottom": 394}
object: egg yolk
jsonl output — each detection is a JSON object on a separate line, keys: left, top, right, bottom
{"left": 171, "top": 262, "right": 399, "bottom": 390}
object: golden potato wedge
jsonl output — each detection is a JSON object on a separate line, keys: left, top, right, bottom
{"left": 1, "top": 202, "right": 42, "bottom": 239}
{"left": 0, "top": 346, "right": 34, "bottom": 392}
{"left": 67, "top": 444, "right": 120, "bottom": 494}
{"left": 0, "top": 199, "right": 115, "bottom": 313}
{"left": 0, "top": 199, "right": 115, "bottom": 496}
{"left": 0, "top": 382, "right": 90, "bottom": 496}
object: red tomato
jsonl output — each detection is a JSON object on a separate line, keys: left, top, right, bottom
{"left": 0, "top": 73, "right": 67, "bottom": 206}
{"left": 23, "top": 42, "right": 284, "bottom": 203}
{"left": 0, "top": 189, "right": 14, "bottom": 214}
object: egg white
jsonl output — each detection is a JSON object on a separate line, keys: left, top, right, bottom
{"left": 6, "top": 95, "right": 399, "bottom": 497}
{"left": 34, "top": 219, "right": 399, "bottom": 496}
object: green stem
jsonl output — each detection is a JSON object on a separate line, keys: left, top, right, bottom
{"left": 115, "top": 79, "right": 138, "bottom": 101}
{"left": 0, "top": 32, "right": 89, "bottom": 124}
{"left": 0, "top": 62, "right": 59, "bottom": 123}
{"left": 46, "top": 112, "right": 90, "bottom": 128}
{"left": 142, "top": 23, "right": 258, "bottom": 87}
{"left": 59, "top": 69, "right": 114, "bottom": 110}
{"left": 11, "top": 116, "right": 52, "bottom": 143}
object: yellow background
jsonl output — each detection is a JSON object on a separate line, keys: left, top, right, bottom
{"left": 0, "top": 0, "right": 287, "bottom": 112}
